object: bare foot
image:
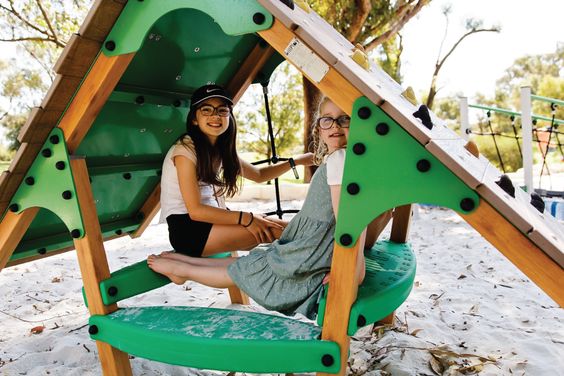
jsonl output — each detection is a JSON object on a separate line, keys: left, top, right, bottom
{"left": 159, "top": 251, "right": 193, "bottom": 263}
{"left": 147, "top": 254, "right": 188, "bottom": 285}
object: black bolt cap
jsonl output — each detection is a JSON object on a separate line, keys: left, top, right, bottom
{"left": 9, "top": 204, "right": 19, "bottom": 212}
{"left": 62, "top": 190, "right": 72, "bottom": 200}
{"left": 88, "top": 325, "right": 99, "bottom": 335}
{"left": 352, "top": 143, "right": 366, "bottom": 155}
{"left": 357, "top": 314, "right": 367, "bottom": 327}
{"left": 340, "top": 234, "right": 352, "bottom": 246}
{"left": 253, "top": 12, "right": 266, "bottom": 25}
{"left": 56, "top": 161, "right": 66, "bottom": 170}
{"left": 49, "top": 135, "right": 60, "bottom": 144}
{"left": 123, "top": 173, "right": 132, "bottom": 180}
{"left": 460, "top": 198, "right": 475, "bottom": 212}
{"left": 71, "top": 229, "right": 81, "bottom": 238}
{"left": 25, "top": 176, "right": 35, "bottom": 185}
{"left": 321, "top": 354, "right": 334, "bottom": 367}
{"left": 135, "top": 96, "right": 145, "bottom": 105}
{"left": 115, "top": 229, "right": 123, "bottom": 235}
{"left": 347, "top": 183, "right": 360, "bottom": 195}
{"left": 173, "top": 99, "right": 181, "bottom": 107}
{"left": 375, "top": 122, "right": 389, "bottom": 135}
{"left": 413, "top": 105, "right": 433, "bottom": 130}
{"left": 495, "top": 174, "right": 515, "bottom": 198}
{"left": 105, "top": 41, "right": 116, "bottom": 51}
{"left": 108, "top": 286, "right": 118, "bottom": 297}
{"left": 358, "top": 106, "right": 371, "bottom": 119}
{"left": 38, "top": 248, "right": 47, "bottom": 255}
{"left": 42, "top": 148, "right": 52, "bottom": 158}
{"left": 416, "top": 159, "right": 431, "bottom": 172}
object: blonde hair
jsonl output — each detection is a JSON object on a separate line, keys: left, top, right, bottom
{"left": 310, "top": 96, "right": 333, "bottom": 165}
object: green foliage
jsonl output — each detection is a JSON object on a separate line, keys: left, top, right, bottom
{"left": 473, "top": 134, "right": 523, "bottom": 173}
{"left": 236, "top": 62, "right": 304, "bottom": 161}
{"left": 0, "top": 0, "right": 91, "bottom": 149}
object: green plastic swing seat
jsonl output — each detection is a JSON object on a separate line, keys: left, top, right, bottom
{"left": 89, "top": 306, "right": 340, "bottom": 373}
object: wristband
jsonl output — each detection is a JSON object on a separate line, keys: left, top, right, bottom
{"left": 243, "top": 212, "right": 254, "bottom": 227}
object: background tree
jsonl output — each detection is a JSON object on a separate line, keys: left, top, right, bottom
{"left": 0, "top": 0, "right": 89, "bottom": 151}
{"left": 425, "top": 5, "right": 500, "bottom": 109}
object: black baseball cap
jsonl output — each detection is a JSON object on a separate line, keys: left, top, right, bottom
{"left": 190, "top": 84, "right": 233, "bottom": 107}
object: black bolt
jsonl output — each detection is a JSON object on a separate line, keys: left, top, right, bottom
{"left": 105, "top": 40, "right": 116, "bottom": 51}
{"left": 115, "top": 229, "right": 123, "bottom": 235}
{"left": 49, "top": 135, "right": 60, "bottom": 144}
{"left": 62, "top": 190, "right": 72, "bottom": 200}
{"left": 71, "top": 229, "right": 81, "bottom": 238}
{"left": 42, "top": 148, "right": 52, "bottom": 158}
{"left": 352, "top": 143, "right": 366, "bottom": 155}
{"left": 357, "top": 314, "right": 367, "bottom": 327}
{"left": 9, "top": 204, "right": 19, "bottom": 212}
{"left": 340, "top": 234, "right": 352, "bottom": 246}
{"left": 108, "top": 286, "right": 118, "bottom": 297}
{"left": 25, "top": 176, "right": 35, "bottom": 185}
{"left": 88, "top": 325, "right": 99, "bottom": 335}
{"left": 38, "top": 248, "right": 47, "bottom": 255}
{"left": 321, "top": 354, "right": 334, "bottom": 367}
{"left": 173, "top": 99, "right": 181, "bottom": 107}
{"left": 460, "top": 198, "right": 475, "bottom": 212}
{"left": 375, "top": 122, "right": 389, "bottom": 135}
{"left": 416, "top": 159, "right": 431, "bottom": 172}
{"left": 357, "top": 106, "right": 371, "bottom": 119}
{"left": 135, "top": 96, "right": 145, "bottom": 105}
{"left": 56, "top": 161, "right": 66, "bottom": 170}
{"left": 123, "top": 173, "right": 132, "bottom": 180}
{"left": 347, "top": 183, "right": 360, "bottom": 195}
{"left": 253, "top": 12, "right": 266, "bottom": 25}
{"left": 156, "top": 170, "right": 162, "bottom": 177}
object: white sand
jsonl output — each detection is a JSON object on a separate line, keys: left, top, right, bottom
{"left": 1, "top": 202, "right": 563, "bottom": 375}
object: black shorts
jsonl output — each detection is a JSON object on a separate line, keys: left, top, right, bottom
{"left": 166, "top": 214, "right": 213, "bottom": 257}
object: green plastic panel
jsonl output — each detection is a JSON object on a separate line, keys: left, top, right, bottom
{"left": 89, "top": 306, "right": 340, "bottom": 373}
{"left": 103, "top": 0, "right": 273, "bottom": 56}
{"left": 317, "top": 241, "right": 416, "bottom": 335}
{"left": 7, "top": 128, "right": 84, "bottom": 238}
{"left": 335, "top": 97, "right": 480, "bottom": 247}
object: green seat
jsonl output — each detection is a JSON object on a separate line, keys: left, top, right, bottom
{"left": 317, "top": 240, "right": 416, "bottom": 335}
{"left": 89, "top": 306, "right": 340, "bottom": 373}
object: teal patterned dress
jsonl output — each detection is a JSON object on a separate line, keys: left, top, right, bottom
{"left": 227, "top": 162, "right": 335, "bottom": 319}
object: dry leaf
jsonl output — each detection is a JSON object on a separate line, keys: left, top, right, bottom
{"left": 429, "top": 355, "right": 444, "bottom": 375}
{"left": 30, "top": 325, "right": 45, "bottom": 334}
{"left": 410, "top": 328, "right": 424, "bottom": 337}
{"left": 458, "top": 274, "right": 467, "bottom": 280}
{"left": 51, "top": 277, "right": 61, "bottom": 283}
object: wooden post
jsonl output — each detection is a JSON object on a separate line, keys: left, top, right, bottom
{"left": 319, "top": 233, "right": 366, "bottom": 376}
{"left": 71, "top": 158, "right": 132, "bottom": 376}
{"left": 0, "top": 208, "right": 40, "bottom": 272}
{"left": 390, "top": 204, "right": 412, "bottom": 243}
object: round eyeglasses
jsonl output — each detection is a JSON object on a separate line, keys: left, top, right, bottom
{"left": 198, "top": 104, "right": 231, "bottom": 117}
{"left": 317, "top": 115, "right": 351, "bottom": 130}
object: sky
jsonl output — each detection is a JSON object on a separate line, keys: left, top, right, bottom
{"left": 1, "top": 0, "right": 563, "bottom": 145}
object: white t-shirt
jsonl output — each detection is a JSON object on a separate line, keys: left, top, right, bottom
{"left": 326, "top": 148, "right": 346, "bottom": 186}
{"left": 159, "top": 136, "right": 226, "bottom": 223}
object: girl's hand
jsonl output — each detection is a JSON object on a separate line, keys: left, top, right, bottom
{"left": 293, "top": 152, "right": 314, "bottom": 167}
{"left": 322, "top": 272, "right": 331, "bottom": 285}
{"left": 244, "top": 214, "right": 284, "bottom": 244}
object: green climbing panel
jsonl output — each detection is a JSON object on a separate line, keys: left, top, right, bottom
{"left": 6, "top": 128, "right": 84, "bottom": 239}
{"left": 335, "top": 97, "right": 479, "bottom": 247}
{"left": 317, "top": 240, "right": 416, "bottom": 335}
{"left": 89, "top": 306, "right": 340, "bottom": 373}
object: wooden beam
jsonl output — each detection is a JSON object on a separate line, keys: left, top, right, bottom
{"left": 226, "top": 43, "right": 275, "bottom": 103}
{"left": 390, "top": 204, "right": 412, "bottom": 243}
{"left": 71, "top": 158, "right": 132, "bottom": 375}
{"left": 58, "top": 52, "right": 135, "bottom": 152}
{"left": 319, "top": 233, "right": 366, "bottom": 376}
{"left": 460, "top": 200, "right": 564, "bottom": 307}
{"left": 0, "top": 208, "right": 40, "bottom": 272}
{"left": 258, "top": 20, "right": 361, "bottom": 116}
{"left": 130, "top": 184, "right": 161, "bottom": 239}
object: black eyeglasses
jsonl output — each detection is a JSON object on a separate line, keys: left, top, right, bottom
{"left": 317, "top": 115, "right": 351, "bottom": 130}
{"left": 198, "top": 104, "right": 231, "bottom": 117}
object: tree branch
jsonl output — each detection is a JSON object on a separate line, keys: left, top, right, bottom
{"left": 36, "top": 0, "right": 62, "bottom": 47}
{"left": 1, "top": 2, "right": 50, "bottom": 38}
{"left": 346, "top": 0, "right": 372, "bottom": 43}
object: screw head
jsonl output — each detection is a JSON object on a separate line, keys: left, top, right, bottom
{"left": 71, "top": 229, "right": 81, "bottom": 238}
{"left": 416, "top": 159, "right": 431, "bottom": 172}
{"left": 105, "top": 41, "right": 116, "bottom": 51}
{"left": 375, "top": 122, "right": 389, "bottom": 135}
{"left": 358, "top": 106, "right": 371, "bottom": 119}
{"left": 9, "top": 204, "right": 19, "bottom": 212}
{"left": 108, "top": 286, "right": 118, "bottom": 297}
{"left": 321, "top": 354, "right": 334, "bottom": 367}
{"left": 460, "top": 198, "right": 475, "bottom": 212}
{"left": 123, "top": 173, "right": 132, "bottom": 180}
{"left": 62, "top": 190, "right": 72, "bottom": 200}
{"left": 25, "top": 176, "right": 35, "bottom": 185}
{"left": 352, "top": 143, "right": 366, "bottom": 155}
{"left": 340, "top": 234, "right": 353, "bottom": 246}
{"left": 56, "top": 161, "right": 66, "bottom": 170}
{"left": 88, "top": 325, "right": 99, "bottom": 335}
{"left": 253, "top": 12, "right": 266, "bottom": 25}
{"left": 347, "top": 183, "right": 360, "bottom": 195}
{"left": 42, "top": 148, "right": 52, "bottom": 158}
{"left": 49, "top": 135, "right": 60, "bottom": 144}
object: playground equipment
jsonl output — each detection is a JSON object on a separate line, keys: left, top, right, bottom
{"left": 460, "top": 90, "right": 564, "bottom": 195}
{"left": 0, "top": 1, "right": 562, "bottom": 375}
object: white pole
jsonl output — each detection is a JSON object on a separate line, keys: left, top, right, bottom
{"left": 520, "top": 86, "right": 533, "bottom": 193}
{"left": 459, "top": 97, "right": 469, "bottom": 141}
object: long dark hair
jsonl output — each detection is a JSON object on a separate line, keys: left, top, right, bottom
{"left": 178, "top": 103, "right": 241, "bottom": 197}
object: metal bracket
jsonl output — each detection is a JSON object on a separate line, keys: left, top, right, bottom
{"left": 8, "top": 128, "right": 85, "bottom": 239}
{"left": 335, "top": 97, "right": 480, "bottom": 247}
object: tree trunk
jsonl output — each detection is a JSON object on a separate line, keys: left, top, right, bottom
{"left": 302, "top": 77, "right": 321, "bottom": 182}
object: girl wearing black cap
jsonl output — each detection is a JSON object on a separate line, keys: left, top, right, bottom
{"left": 159, "top": 84, "right": 314, "bottom": 258}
